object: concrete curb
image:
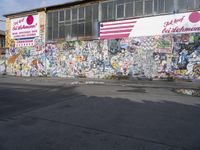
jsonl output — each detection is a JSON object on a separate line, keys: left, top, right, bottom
{"left": 0, "top": 75, "right": 200, "bottom": 90}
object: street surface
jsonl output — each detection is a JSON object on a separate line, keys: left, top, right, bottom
{"left": 0, "top": 76, "right": 200, "bottom": 150}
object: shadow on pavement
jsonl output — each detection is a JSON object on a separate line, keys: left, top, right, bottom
{"left": 0, "top": 83, "right": 200, "bottom": 150}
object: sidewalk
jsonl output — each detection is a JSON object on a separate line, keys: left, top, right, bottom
{"left": 0, "top": 75, "right": 200, "bottom": 90}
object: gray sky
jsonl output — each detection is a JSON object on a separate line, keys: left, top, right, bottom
{"left": 0, "top": 0, "right": 72, "bottom": 30}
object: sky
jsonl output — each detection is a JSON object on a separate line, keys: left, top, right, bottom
{"left": 0, "top": 0, "right": 73, "bottom": 30}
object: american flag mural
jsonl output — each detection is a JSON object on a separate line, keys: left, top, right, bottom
{"left": 100, "top": 19, "right": 137, "bottom": 40}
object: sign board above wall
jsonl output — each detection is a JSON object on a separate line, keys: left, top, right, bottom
{"left": 100, "top": 11, "right": 200, "bottom": 39}
{"left": 11, "top": 15, "right": 39, "bottom": 39}
{"left": 15, "top": 39, "right": 35, "bottom": 47}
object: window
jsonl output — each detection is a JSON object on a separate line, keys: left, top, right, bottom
{"left": 47, "top": 3, "right": 99, "bottom": 41}
{"left": 154, "top": 0, "right": 157, "bottom": 13}
{"left": 53, "top": 11, "right": 58, "bottom": 39}
{"left": 196, "top": 0, "right": 200, "bottom": 8}
{"left": 65, "top": 9, "right": 71, "bottom": 21}
{"left": 85, "top": 4, "right": 99, "bottom": 37}
{"left": 178, "top": 0, "right": 187, "bottom": 11}
{"left": 108, "top": 2, "right": 116, "bottom": 20}
{"left": 158, "top": 0, "right": 164, "bottom": 13}
{"left": 154, "top": 0, "right": 174, "bottom": 13}
{"left": 92, "top": 4, "right": 99, "bottom": 37}
{"left": 145, "top": 0, "right": 153, "bottom": 15}
{"left": 101, "top": 1, "right": 115, "bottom": 21}
{"left": 188, "top": 0, "right": 195, "bottom": 10}
{"left": 93, "top": 4, "right": 99, "bottom": 21}
{"left": 177, "top": 0, "right": 197, "bottom": 11}
{"left": 47, "top": 12, "right": 53, "bottom": 40}
{"left": 79, "top": 7, "right": 85, "bottom": 21}
{"left": 101, "top": 3, "right": 108, "bottom": 21}
{"left": 78, "top": 23, "right": 85, "bottom": 36}
{"left": 85, "top": 5, "right": 92, "bottom": 37}
{"left": 59, "top": 23, "right": 65, "bottom": 38}
{"left": 165, "top": 0, "right": 174, "bottom": 12}
{"left": 86, "top": 6, "right": 92, "bottom": 21}
{"left": 65, "top": 9, "right": 71, "bottom": 39}
{"left": 125, "top": 0, "right": 134, "bottom": 17}
{"left": 85, "top": 22, "right": 92, "bottom": 36}
{"left": 59, "top": 10, "right": 65, "bottom": 39}
{"left": 72, "top": 24, "right": 78, "bottom": 38}
{"left": 116, "top": 0, "right": 134, "bottom": 19}
{"left": 135, "top": 0, "right": 143, "bottom": 16}
{"left": 59, "top": 10, "right": 64, "bottom": 22}
{"left": 72, "top": 8, "right": 77, "bottom": 21}
{"left": 65, "top": 24, "right": 71, "bottom": 39}
{"left": 71, "top": 8, "right": 78, "bottom": 39}
{"left": 117, "top": 4, "right": 124, "bottom": 18}
{"left": 116, "top": 0, "right": 125, "bottom": 18}
{"left": 92, "top": 22, "right": 99, "bottom": 37}
{"left": 78, "top": 7, "right": 85, "bottom": 37}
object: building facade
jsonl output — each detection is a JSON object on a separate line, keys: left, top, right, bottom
{"left": 4, "top": 0, "right": 200, "bottom": 80}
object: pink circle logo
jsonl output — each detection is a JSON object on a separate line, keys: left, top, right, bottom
{"left": 26, "top": 15, "right": 34, "bottom": 25}
{"left": 189, "top": 12, "right": 200, "bottom": 23}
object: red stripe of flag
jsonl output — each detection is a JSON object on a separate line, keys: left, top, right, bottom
{"left": 100, "top": 25, "right": 134, "bottom": 31}
{"left": 101, "top": 21, "right": 137, "bottom": 27}
{"left": 100, "top": 34, "right": 130, "bottom": 40}
{"left": 100, "top": 29, "right": 133, "bottom": 34}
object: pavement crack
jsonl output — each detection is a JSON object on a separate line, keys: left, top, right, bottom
{"left": 23, "top": 114, "right": 192, "bottom": 150}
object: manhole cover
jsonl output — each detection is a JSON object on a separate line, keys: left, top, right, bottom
{"left": 173, "top": 89, "right": 200, "bottom": 97}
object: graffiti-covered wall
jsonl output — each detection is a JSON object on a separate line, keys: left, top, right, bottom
{"left": 44, "top": 41, "right": 112, "bottom": 78}
{"left": 6, "top": 40, "right": 112, "bottom": 78}
{"left": 5, "top": 11, "right": 200, "bottom": 80}
{"left": 5, "top": 33, "right": 200, "bottom": 80}
{"left": 105, "top": 34, "right": 200, "bottom": 80}
{"left": 173, "top": 33, "right": 200, "bottom": 80}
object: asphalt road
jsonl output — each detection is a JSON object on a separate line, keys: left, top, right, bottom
{"left": 0, "top": 77, "right": 200, "bottom": 150}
